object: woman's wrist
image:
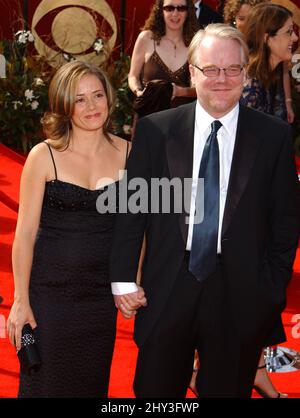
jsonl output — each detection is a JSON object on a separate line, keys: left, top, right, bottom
{"left": 14, "top": 292, "right": 29, "bottom": 304}
{"left": 285, "top": 98, "right": 292, "bottom": 103}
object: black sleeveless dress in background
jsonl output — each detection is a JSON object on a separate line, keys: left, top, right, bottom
{"left": 18, "top": 142, "right": 123, "bottom": 397}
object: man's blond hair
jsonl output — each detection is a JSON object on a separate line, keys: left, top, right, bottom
{"left": 188, "top": 23, "right": 249, "bottom": 66}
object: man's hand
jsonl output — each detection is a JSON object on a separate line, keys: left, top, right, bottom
{"left": 114, "top": 286, "right": 147, "bottom": 319}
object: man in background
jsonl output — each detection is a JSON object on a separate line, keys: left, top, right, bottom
{"left": 194, "top": 0, "right": 223, "bottom": 27}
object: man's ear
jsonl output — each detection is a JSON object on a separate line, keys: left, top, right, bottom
{"left": 189, "top": 64, "right": 196, "bottom": 86}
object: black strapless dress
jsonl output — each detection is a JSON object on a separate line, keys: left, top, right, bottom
{"left": 18, "top": 173, "right": 118, "bottom": 397}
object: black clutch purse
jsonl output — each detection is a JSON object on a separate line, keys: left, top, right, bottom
{"left": 17, "top": 324, "right": 41, "bottom": 376}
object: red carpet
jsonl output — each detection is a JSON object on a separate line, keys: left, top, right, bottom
{"left": 0, "top": 145, "right": 299, "bottom": 398}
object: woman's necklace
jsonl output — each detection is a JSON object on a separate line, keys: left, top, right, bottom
{"left": 164, "top": 37, "right": 180, "bottom": 58}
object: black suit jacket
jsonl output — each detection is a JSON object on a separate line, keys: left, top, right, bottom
{"left": 110, "top": 102, "right": 300, "bottom": 347}
{"left": 198, "top": 3, "right": 223, "bottom": 28}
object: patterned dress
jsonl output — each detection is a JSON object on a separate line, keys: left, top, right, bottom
{"left": 241, "top": 64, "right": 287, "bottom": 121}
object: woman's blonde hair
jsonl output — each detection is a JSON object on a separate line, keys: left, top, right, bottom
{"left": 41, "top": 60, "right": 115, "bottom": 150}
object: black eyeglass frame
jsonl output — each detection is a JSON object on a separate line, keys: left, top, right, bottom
{"left": 192, "top": 64, "right": 245, "bottom": 77}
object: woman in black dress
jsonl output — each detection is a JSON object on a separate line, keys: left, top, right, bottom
{"left": 6, "top": 61, "right": 144, "bottom": 397}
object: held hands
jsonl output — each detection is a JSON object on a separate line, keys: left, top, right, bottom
{"left": 7, "top": 300, "right": 37, "bottom": 351}
{"left": 113, "top": 286, "right": 147, "bottom": 319}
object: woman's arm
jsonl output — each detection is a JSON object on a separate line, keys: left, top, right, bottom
{"left": 172, "top": 84, "right": 196, "bottom": 99}
{"left": 283, "top": 61, "right": 294, "bottom": 124}
{"left": 136, "top": 236, "right": 146, "bottom": 286}
{"left": 7, "top": 143, "right": 49, "bottom": 350}
{"left": 128, "top": 31, "right": 150, "bottom": 97}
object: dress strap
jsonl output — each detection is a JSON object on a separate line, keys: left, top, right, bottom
{"left": 44, "top": 141, "right": 58, "bottom": 180}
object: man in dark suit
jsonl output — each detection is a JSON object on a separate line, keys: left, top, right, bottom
{"left": 194, "top": 0, "right": 223, "bottom": 28}
{"left": 110, "top": 24, "right": 299, "bottom": 397}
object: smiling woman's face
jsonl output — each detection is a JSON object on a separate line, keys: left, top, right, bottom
{"left": 267, "top": 17, "right": 298, "bottom": 67}
{"left": 71, "top": 74, "right": 108, "bottom": 133}
{"left": 235, "top": 4, "right": 251, "bottom": 32}
{"left": 162, "top": 0, "right": 188, "bottom": 32}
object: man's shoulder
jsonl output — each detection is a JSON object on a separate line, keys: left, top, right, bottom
{"left": 239, "top": 104, "right": 289, "bottom": 132}
{"left": 138, "top": 102, "right": 196, "bottom": 130}
{"left": 239, "top": 105, "right": 291, "bottom": 148}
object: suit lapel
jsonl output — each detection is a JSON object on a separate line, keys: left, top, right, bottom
{"left": 166, "top": 102, "right": 196, "bottom": 243}
{"left": 165, "top": 103, "right": 261, "bottom": 244}
{"left": 222, "top": 105, "right": 262, "bottom": 237}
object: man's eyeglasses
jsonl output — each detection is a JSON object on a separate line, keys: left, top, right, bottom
{"left": 162, "top": 5, "right": 188, "bottom": 13}
{"left": 193, "top": 64, "right": 244, "bottom": 78}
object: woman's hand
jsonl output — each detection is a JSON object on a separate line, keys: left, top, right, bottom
{"left": 7, "top": 300, "right": 37, "bottom": 351}
{"left": 135, "top": 88, "right": 145, "bottom": 97}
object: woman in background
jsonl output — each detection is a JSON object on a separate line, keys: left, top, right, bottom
{"left": 128, "top": 0, "right": 198, "bottom": 118}
{"left": 224, "top": 0, "right": 295, "bottom": 123}
{"left": 241, "top": 2, "right": 298, "bottom": 398}
{"left": 224, "top": 0, "right": 263, "bottom": 32}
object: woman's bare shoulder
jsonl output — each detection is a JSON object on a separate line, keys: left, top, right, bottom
{"left": 24, "top": 141, "right": 54, "bottom": 179}
{"left": 27, "top": 140, "right": 49, "bottom": 160}
{"left": 136, "top": 30, "right": 154, "bottom": 45}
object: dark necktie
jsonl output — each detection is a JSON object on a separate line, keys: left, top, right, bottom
{"left": 189, "top": 120, "right": 222, "bottom": 282}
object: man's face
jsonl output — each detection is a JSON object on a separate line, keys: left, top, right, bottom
{"left": 190, "top": 36, "right": 245, "bottom": 118}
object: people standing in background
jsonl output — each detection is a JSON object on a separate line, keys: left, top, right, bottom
{"left": 193, "top": 0, "right": 223, "bottom": 27}
{"left": 128, "top": 0, "right": 198, "bottom": 119}
{"left": 224, "top": 0, "right": 263, "bottom": 32}
{"left": 224, "top": 0, "right": 296, "bottom": 123}
{"left": 239, "top": 2, "right": 298, "bottom": 397}
{"left": 241, "top": 3, "right": 298, "bottom": 122}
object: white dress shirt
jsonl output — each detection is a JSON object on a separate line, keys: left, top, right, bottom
{"left": 194, "top": 0, "right": 202, "bottom": 19}
{"left": 111, "top": 101, "right": 239, "bottom": 295}
{"left": 186, "top": 101, "right": 239, "bottom": 253}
